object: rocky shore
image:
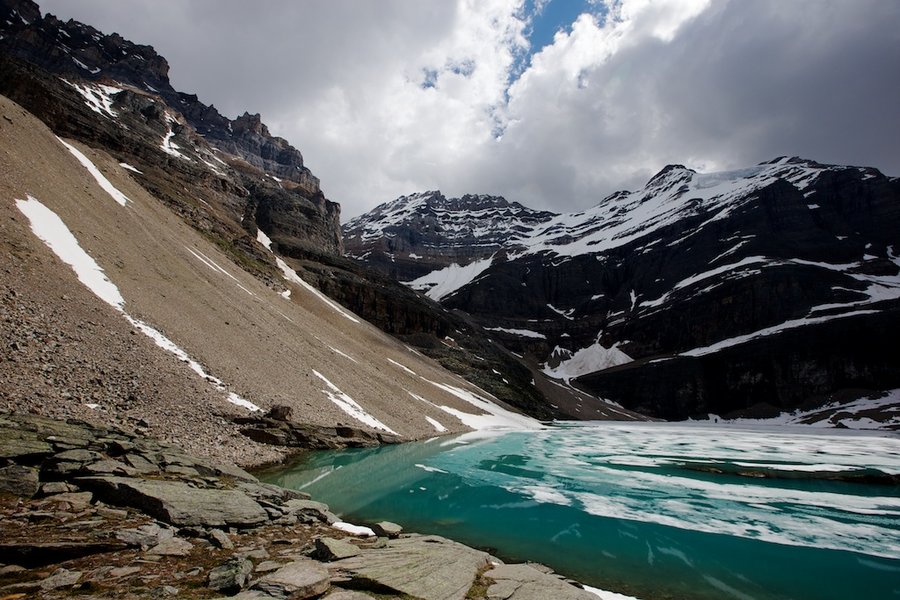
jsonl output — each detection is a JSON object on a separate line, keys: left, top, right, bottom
{"left": 0, "top": 412, "right": 598, "bottom": 599}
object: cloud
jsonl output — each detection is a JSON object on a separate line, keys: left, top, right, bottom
{"left": 40, "top": 0, "right": 900, "bottom": 218}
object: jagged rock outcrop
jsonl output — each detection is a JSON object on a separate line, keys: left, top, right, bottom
{"left": 347, "top": 159, "right": 900, "bottom": 420}
{"left": 0, "top": 0, "right": 341, "bottom": 257}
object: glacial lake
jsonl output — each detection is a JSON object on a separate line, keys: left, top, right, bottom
{"left": 261, "top": 422, "right": 900, "bottom": 600}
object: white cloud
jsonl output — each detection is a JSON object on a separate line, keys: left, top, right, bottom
{"left": 40, "top": 0, "right": 900, "bottom": 219}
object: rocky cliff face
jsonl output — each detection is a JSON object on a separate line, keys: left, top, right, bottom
{"left": 346, "top": 158, "right": 900, "bottom": 421}
{"left": 0, "top": 0, "right": 339, "bottom": 256}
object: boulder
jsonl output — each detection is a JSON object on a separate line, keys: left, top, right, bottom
{"left": 0, "top": 464, "right": 40, "bottom": 497}
{"left": 0, "top": 540, "right": 129, "bottom": 568}
{"left": 252, "top": 560, "right": 330, "bottom": 599}
{"left": 371, "top": 521, "right": 402, "bottom": 538}
{"left": 39, "top": 568, "right": 82, "bottom": 590}
{"left": 314, "top": 537, "right": 360, "bottom": 561}
{"left": 208, "top": 557, "right": 253, "bottom": 595}
{"left": 116, "top": 523, "right": 174, "bottom": 549}
{"left": 148, "top": 537, "right": 193, "bottom": 557}
{"left": 79, "top": 476, "right": 268, "bottom": 527}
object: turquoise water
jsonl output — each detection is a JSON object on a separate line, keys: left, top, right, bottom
{"left": 261, "top": 422, "right": 900, "bottom": 600}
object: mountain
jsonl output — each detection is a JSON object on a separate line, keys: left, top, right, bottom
{"left": 344, "top": 191, "right": 556, "bottom": 281}
{"left": 1, "top": 0, "right": 650, "bottom": 465}
{"left": 345, "top": 159, "right": 900, "bottom": 424}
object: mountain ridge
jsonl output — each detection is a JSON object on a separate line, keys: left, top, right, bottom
{"left": 345, "top": 156, "right": 900, "bottom": 424}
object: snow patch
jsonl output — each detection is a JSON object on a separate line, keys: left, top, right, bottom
{"left": 543, "top": 340, "right": 633, "bottom": 382}
{"left": 312, "top": 370, "right": 397, "bottom": 434}
{"left": 16, "top": 197, "right": 258, "bottom": 411}
{"left": 425, "top": 416, "right": 448, "bottom": 433}
{"left": 57, "top": 137, "right": 129, "bottom": 206}
{"left": 421, "top": 378, "right": 541, "bottom": 431}
{"left": 332, "top": 522, "right": 375, "bottom": 537}
{"left": 484, "top": 326, "right": 547, "bottom": 339}
{"left": 406, "top": 256, "right": 494, "bottom": 301}
{"left": 388, "top": 358, "right": 416, "bottom": 375}
{"left": 119, "top": 162, "right": 143, "bottom": 174}
{"left": 16, "top": 196, "right": 124, "bottom": 308}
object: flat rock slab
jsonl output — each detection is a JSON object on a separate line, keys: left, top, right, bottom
{"left": 78, "top": 476, "right": 268, "bottom": 527}
{"left": 332, "top": 534, "right": 492, "bottom": 600}
{"left": 315, "top": 537, "right": 360, "bottom": 561}
{"left": 0, "top": 464, "right": 40, "bottom": 496}
{"left": 484, "top": 564, "right": 597, "bottom": 600}
{"left": 252, "top": 559, "right": 330, "bottom": 599}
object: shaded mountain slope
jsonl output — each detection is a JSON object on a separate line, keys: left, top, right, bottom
{"left": 0, "top": 0, "right": 621, "bottom": 422}
{"left": 1, "top": 94, "right": 553, "bottom": 466}
{"left": 346, "top": 160, "right": 900, "bottom": 423}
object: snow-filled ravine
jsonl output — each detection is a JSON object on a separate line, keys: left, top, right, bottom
{"left": 262, "top": 422, "right": 900, "bottom": 600}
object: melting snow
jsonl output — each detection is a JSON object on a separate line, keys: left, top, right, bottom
{"left": 312, "top": 370, "right": 397, "bottom": 434}
{"left": 15, "top": 196, "right": 259, "bottom": 411}
{"left": 425, "top": 416, "right": 448, "bottom": 433}
{"left": 256, "top": 228, "right": 360, "bottom": 323}
{"left": 184, "top": 246, "right": 255, "bottom": 296}
{"left": 332, "top": 522, "right": 375, "bottom": 537}
{"left": 542, "top": 340, "right": 633, "bottom": 382}
{"left": 61, "top": 79, "right": 121, "bottom": 118}
{"left": 57, "top": 137, "right": 129, "bottom": 206}
{"left": 484, "top": 326, "right": 547, "bottom": 339}
{"left": 421, "top": 378, "right": 541, "bottom": 431}
{"left": 406, "top": 256, "right": 494, "bottom": 301}
{"left": 388, "top": 358, "right": 416, "bottom": 375}
{"left": 15, "top": 196, "right": 124, "bottom": 308}
{"left": 119, "top": 162, "right": 143, "bottom": 174}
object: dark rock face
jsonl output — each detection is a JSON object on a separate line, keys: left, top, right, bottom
{"left": 347, "top": 159, "right": 900, "bottom": 420}
{"left": 0, "top": 0, "right": 341, "bottom": 256}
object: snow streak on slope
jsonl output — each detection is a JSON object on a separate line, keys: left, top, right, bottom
{"left": 15, "top": 195, "right": 260, "bottom": 412}
{"left": 312, "top": 370, "right": 397, "bottom": 434}
{"left": 406, "top": 256, "right": 494, "bottom": 301}
{"left": 257, "top": 229, "right": 360, "bottom": 323}
{"left": 15, "top": 196, "right": 125, "bottom": 308}
{"left": 421, "top": 378, "right": 541, "bottom": 431}
{"left": 57, "top": 137, "right": 129, "bottom": 206}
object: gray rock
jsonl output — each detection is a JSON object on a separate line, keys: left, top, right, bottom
{"left": 0, "top": 434, "right": 53, "bottom": 461}
{"left": 148, "top": 537, "right": 193, "bottom": 556}
{"left": 0, "top": 464, "right": 40, "bottom": 497}
{"left": 209, "top": 528, "right": 234, "bottom": 550}
{"left": 116, "top": 523, "right": 175, "bottom": 549}
{"left": 40, "top": 481, "right": 75, "bottom": 495}
{"left": 371, "top": 521, "right": 402, "bottom": 538}
{"left": 0, "top": 540, "right": 129, "bottom": 568}
{"left": 53, "top": 449, "right": 105, "bottom": 463}
{"left": 314, "top": 537, "right": 360, "bottom": 561}
{"left": 40, "top": 567, "right": 82, "bottom": 590}
{"left": 123, "top": 453, "right": 160, "bottom": 474}
{"left": 43, "top": 491, "right": 93, "bottom": 508}
{"left": 109, "top": 566, "right": 142, "bottom": 578}
{"left": 208, "top": 557, "right": 253, "bottom": 595}
{"left": 83, "top": 458, "right": 139, "bottom": 476}
{"left": 283, "top": 498, "right": 336, "bottom": 523}
{"left": 252, "top": 559, "right": 330, "bottom": 599}
{"left": 0, "top": 565, "right": 26, "bottom": 576}
{"left": 332, "top": 534, "right": 491, "bottom": 600}
{"left": 255, "top": 560, "right": 283, "bottom": 573}
{"left": 79, "top": 476, "right": 268, "bottom": 527}
{"left": 483, "top": 564, "right": 598, "bottom": 600}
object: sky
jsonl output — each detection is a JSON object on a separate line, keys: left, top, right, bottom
{"left": 40, "top": 0, "right": 900, "bottom": 220}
